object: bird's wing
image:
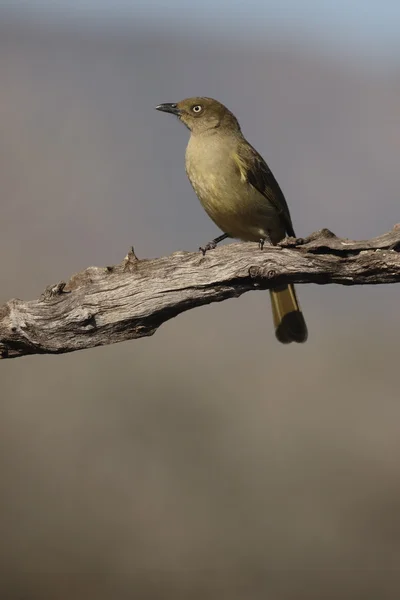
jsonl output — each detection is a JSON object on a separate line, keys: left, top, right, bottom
{"left": 233, "top": 142, "right": 296, "bottom": 237}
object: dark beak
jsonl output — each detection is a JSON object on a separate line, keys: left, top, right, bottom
{"left": 155, "top": 103, "right": 181, "bottom": 116}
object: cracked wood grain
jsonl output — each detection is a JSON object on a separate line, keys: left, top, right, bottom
{"left": 1, "top": 226, "right": 399, "bottom": 359}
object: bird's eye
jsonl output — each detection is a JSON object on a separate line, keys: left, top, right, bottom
{"left": 192, "top": 105, "right": 203, "bottom": 113}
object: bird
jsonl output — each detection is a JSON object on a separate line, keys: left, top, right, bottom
{"left": 155, "top": 97, "right": 307, "bottom": 344}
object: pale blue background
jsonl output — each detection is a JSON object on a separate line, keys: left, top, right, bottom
{"left": 2, "top": 0, "right": 400, "bottom": 56}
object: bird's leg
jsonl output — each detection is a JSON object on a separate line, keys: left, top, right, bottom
{"left": 258, "top": 238, "right": 265, "bottom": 250}
{"left": 199, "top": 233, "right": 229, "bottom": 255}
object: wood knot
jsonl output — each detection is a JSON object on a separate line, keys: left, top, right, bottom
{"left": 248, "top": 266, "right": 260, "bottom": 278}
{"left": 249, "top": 266, "right": 277, "bottom": 280}
{"left": 41, "top": 281, "right": 68, "bottom": 301}
{"left": 319, "top": 228, "right": 337, "bottom": 239}
{"left": 123, "top": 247, "right": 139, "bottom": 272}
{"left": 67, "top": 307, "right": 97, "bottom": 330}
{"left": 279, "top": 236, "right": 301, "bottom": 248}
{"left": 81, "top": 311, "right": 97, "bottom": 329}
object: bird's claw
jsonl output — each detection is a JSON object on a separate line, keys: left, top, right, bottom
{"left": 199, "top": 241, "right": 217, "bottom": 255}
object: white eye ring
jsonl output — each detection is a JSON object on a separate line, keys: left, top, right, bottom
{"left": 192, "top": 105, "right": 202, "bottom": 113}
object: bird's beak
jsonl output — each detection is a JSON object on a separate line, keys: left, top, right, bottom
{"left": 155, "top": 103, "right": 181, "bottom": 116}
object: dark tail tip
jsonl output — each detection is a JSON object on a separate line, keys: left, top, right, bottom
{"left": 275, "top": 311, "right": 308, "bottom": 344}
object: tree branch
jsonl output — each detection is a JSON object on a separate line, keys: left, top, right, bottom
{"left": 1, "top": 227, "right": 399, "bottom": 359}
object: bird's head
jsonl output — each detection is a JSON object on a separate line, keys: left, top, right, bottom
{"left": 156, "top": 97, "right": 241, "bottom": 135}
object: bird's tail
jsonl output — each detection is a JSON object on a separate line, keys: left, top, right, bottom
{"left": 269, "top": 284, "right": 308, "bottom": 344}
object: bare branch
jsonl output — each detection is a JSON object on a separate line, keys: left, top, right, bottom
{"left": 1, "top": 227, "right": 399, "bottom": 359}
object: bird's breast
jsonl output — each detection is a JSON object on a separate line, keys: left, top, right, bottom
{"left": 185, "top": 135, "right": 240, "bottom": 206}
{"left": 185, "top": 134, "right": 282, "bottom": 241}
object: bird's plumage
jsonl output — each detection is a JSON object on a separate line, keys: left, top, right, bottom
{"left": 156, "top": 96, "right": 308, "bottom": 343}
{"left": 233, "top": 142, "right": 296, "bottom": 239}
{"left": 185, "top": 131, "right": 286, "bottom": 244}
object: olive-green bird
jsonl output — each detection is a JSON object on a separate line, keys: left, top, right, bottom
{"left": 156, "top": 97, "right": 307, "bottom": 344}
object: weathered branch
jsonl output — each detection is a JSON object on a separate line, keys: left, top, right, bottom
{"left": 1, "top": 227, "right": 399, "bottom": 359}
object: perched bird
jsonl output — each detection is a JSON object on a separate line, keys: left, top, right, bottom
{"left": 156, "top": 97, "right": 307, "bottom": 344}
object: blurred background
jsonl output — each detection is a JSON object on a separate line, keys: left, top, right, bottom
{"left": 1, "top": 1, "right": 400, "bottom": 598}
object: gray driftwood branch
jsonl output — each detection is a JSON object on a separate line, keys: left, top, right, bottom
{"left": 1, "top": 227, "right": 399, "bottom": 359}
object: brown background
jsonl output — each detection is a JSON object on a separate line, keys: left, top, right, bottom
{"left": 1, "top": 16, "right": 399, "bottom": 599}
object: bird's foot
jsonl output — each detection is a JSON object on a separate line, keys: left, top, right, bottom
{"left": 199, "top": 233, "right": 229, "bottom": 255}
{"left": 199, "top": 240, "right": 217, "bottom": 255}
